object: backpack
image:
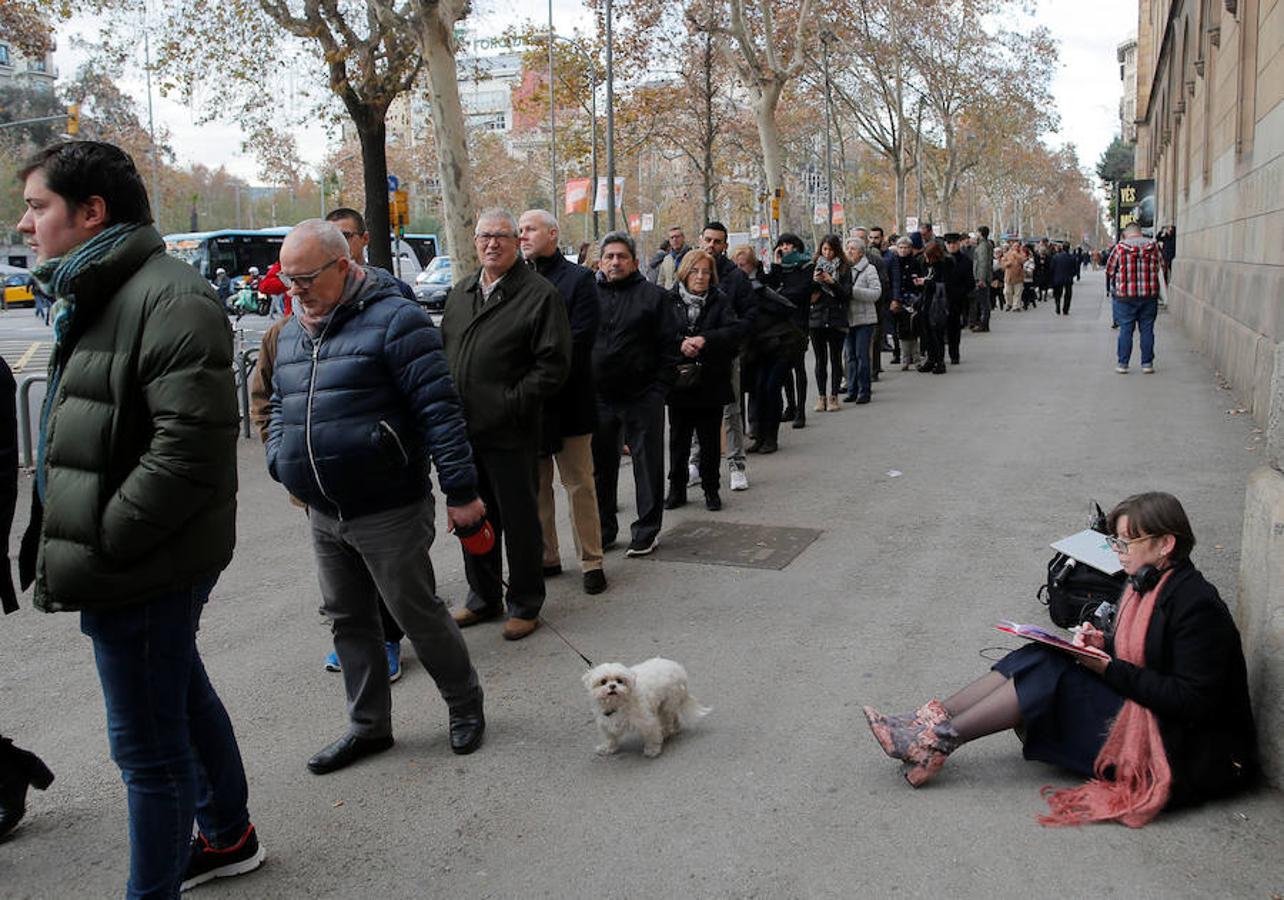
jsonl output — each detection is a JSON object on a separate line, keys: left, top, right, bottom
{"left": 1038, "top": 503, "right": 1127, "bottom": 628}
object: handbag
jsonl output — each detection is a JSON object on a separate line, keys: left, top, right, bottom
{"left": 674, "top": 361, "right": 702, "bottom": 390}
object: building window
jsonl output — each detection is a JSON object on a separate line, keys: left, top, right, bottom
{"left": 29, "top": 56, "right": 47, "bottom": 73}
{"left": 0, "top": 45, "right": 11, "bottom": 68}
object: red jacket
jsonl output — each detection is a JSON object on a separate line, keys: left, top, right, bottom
{"left": 258, "top": 262, "right": 291, "bottom": 316}
{"left": 1106, "top": 237, "right": 1163, "bottom": 299}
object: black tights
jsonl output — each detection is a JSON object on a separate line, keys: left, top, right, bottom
{"left": 810, "top": 327, "right": 845, "bottom": 395}
{"left": 942, "top": 670, "right": 1021, "bottom": 741}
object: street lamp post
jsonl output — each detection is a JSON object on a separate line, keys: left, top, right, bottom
{"left": 605, "top": 0, "right": 616, "bottom": 230}
{"left": 549, "top": 34, "right": 600, "bottom": 241}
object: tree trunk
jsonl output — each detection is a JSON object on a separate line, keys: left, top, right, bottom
{"left": 894, "top": 163, "right": 907, "bottom": 234}
{"left": 702, "top": 33, "right": 715, "bottom": 223}
{"left": 420, "top": 14, "right": 479, "bottom": 272}
{"left": 754, "top": 79, "right": 785, "bottom": 194}
{"left": 355, "top": 115, "right": 393, "bottom": 271}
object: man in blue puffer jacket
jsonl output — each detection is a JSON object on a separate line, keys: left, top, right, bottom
{"left": 266, "top": 219, "right": 487, "bottom": 775}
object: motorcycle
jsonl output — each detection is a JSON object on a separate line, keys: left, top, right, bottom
{"left": 227, "top": 277, "right": 270, "bottom": 319}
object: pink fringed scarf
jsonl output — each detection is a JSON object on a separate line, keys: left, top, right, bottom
{"left": 1039, "top": 570, "right": 1174, "bottom": 828}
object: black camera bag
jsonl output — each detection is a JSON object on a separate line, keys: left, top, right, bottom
{"left": 1038, "top": 503, "right": 1127, "bottom": 628}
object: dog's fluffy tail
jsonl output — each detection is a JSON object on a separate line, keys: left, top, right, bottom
{"left": 679, "top": 694, "right": 712, "bottom": 727}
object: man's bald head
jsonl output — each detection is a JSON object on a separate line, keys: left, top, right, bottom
{"left": 280, "top": 219, "right": 355, "bottom": 317}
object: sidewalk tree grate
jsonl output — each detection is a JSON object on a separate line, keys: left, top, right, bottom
{"left": 647, "top": 521, "right": 821, "bottom": 570}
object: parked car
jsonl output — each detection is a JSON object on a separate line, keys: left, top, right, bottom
{"left": 414, "top": 255, "right": 452, "bottom": 318}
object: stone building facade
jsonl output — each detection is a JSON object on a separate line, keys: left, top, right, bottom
{"left": 1118, "top": 36, "right": 1138, "bottom": 142}
{"left": 1133, "top": 0, "right": 1282, "bottom": 785}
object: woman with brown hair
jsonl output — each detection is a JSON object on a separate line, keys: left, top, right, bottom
{"left": 861, "top": 492, "right": 1258, "bottom": 825}
{"left": 809, "top": 234, "right": 851, "bottom": 410}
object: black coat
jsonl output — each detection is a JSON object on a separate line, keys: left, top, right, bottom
{"left": 592, "top": 270, "right": 681, "bottom": 402}
{"left": 531, "top": 252, "right": 599, "bottom": 445}
{"left": 1103, "top": 561, "right": 1258, "bottom": 808}
{"left": 946, "top": 250, "right": 973, "bottom": 315}
{"left": 764, "top": 260, "right": 814, "bottom": 331}
{"left": 714, "top": 254, "right": 757, "bottom": 345}
{"left": 1, "top": 360, "right": 16, "bottom": 614}
{"left": 809, "top": 266, "right": 851, "bottom": 331}
{"left": 665, "top": 286, "right": 740, "bottom": 408}
{"left": 1050, "top": 251, "right": 1077, "bottom": 287}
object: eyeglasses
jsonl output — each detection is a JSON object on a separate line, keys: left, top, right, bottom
{"left": 475, "top": 232, "right": 517, "bottom": 244}
{"left": 338, "top": 230, "right": 363, "bottom": 240}
{"left": 279, "top": 257, "right": 341, "bottom": 288}
{"left": 1106, "top": 534, "right": 1158, "bottom": 553}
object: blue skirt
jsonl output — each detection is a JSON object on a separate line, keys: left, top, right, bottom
{"left": 992, "top": 644, "right": 1124, "bottom": 777}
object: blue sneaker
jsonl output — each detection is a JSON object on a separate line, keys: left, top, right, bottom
{"left": 323, "top": 651, "right": 341, "bottom": 672}
{"left": 386, "top": 642, "right": 402, "bottom": 683}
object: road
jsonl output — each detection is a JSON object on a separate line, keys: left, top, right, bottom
{"left": 2, "top": 269, "right": 1280, "bottom": 899}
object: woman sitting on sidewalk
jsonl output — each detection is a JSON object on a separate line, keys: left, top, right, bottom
{"left": 861, "top": 492, "right": 1258, "bottom": 826}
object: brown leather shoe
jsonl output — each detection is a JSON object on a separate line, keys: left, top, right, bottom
{"left": 452, "top": 607, "right": 499, "bottom": 628}
{"left": 501, "top": 617, "right": 539, "bottom": 641}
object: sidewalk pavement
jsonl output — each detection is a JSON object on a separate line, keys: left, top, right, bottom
{"left": 3, "top": 268, "right": 1280, "bottom": 898}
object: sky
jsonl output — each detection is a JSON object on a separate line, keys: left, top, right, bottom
{"left": 51, "top": 0, "right": 1137, "bottom": 187}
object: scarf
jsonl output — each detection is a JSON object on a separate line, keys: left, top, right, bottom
{"left": 778, "top": 250, "right": 810, "bottom": 270}
{"left": 298, "top": 265, "right": 366, "bottom": 336}
{"left": 1039, "top": 569, "right": 1174, "bottom": 828}
{"left": 677, "top": 283, "right": 706, "bottom": 326}
{"left": 33, "top": 222, "right": 142, "bottom": 502}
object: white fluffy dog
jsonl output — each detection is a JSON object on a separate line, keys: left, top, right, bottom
{"left": 582, "top": 657, "right": 711, "bottom": 757}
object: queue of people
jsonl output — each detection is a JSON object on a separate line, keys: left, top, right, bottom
{"left": 0, "top": 139, "right": 1258, "bottom": 899}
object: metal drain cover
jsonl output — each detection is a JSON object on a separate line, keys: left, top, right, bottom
{"left": 646, "top": 520, "right": 822, "bottom": 570}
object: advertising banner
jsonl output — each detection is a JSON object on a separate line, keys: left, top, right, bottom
{"left": 1116, "top": 179, "right": 1155, "bottom": 236}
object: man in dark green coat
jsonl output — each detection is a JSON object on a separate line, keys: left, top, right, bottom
{"left": 441, "top": 207, "right": 571, "bottom": 641}
{"left": 15, "top": 141, "right": 262, "bottom": 896}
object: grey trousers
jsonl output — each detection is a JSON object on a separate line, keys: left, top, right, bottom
{"left": 310, "top": 499, "right": 481, "bottom": 739}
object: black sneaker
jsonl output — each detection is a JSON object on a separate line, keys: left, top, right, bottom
{"left": 625, "top": 536, "right": 659, "bottom": 557}
{"left": 181, "top": 824, "right": 265, "bottom": 892}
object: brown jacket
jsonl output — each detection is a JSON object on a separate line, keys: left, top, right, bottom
{"left": 1001, "top": 246, "right": 1027, "bottom": 284}
{"left": 249, "top": 319, "right": 305, "bottom": 508}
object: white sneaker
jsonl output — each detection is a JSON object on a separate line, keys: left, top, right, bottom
{"left": 1141, "top": 365, "right": 1155, "bottom": 374}
{"left": 1115, "top": 365, "right": 1128, "bottom": 374}
{"left": 688, "top": 463, "right": 701, "bottom": 486}
{"left": 729, "top": 469, "right": 749, "bottom": 492}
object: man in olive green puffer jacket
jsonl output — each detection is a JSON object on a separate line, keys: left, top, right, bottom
{"left": 15, "top": 141, "right": 262, "bottom": 896}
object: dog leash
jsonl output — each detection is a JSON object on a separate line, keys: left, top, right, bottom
{"left": 538, "top": 614, "right": 595, "bottom": 668}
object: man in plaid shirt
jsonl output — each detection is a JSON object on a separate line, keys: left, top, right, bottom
{"left": 1106, "top": 223, "right": 1165, "bottom": 374}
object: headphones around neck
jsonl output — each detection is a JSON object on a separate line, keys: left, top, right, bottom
{"left": 1128, "top": 564, "right": 1164, "bottom": 594}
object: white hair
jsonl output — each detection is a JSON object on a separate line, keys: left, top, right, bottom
{"left": 521, "top": 208, "right": 559, "bottom": 231}
{"left": 846, "top": 236, "right": 867, "bottom": 253}
{"left": 475, "top": 207, "right": 519, "bottom": 236}
{"left": 287, "top": 218, "right": 351, "bottom": 259}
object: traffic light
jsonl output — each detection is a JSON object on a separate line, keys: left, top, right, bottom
{"left": 66, "top": 104, "right": 79, "bottom": 135}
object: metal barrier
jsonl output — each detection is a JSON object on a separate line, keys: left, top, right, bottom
{"left": 14, "top": 346, "right": 261, "bottom": 471}
{"left": 16, "top": 374, "right": 47, "bottom": 469}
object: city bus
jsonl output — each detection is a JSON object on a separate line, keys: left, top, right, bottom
{"left": 165, "top": 228, "right": 438, "bottom": 280}
{"left": 164, "top": 228, "right": 291, "bottom": 281}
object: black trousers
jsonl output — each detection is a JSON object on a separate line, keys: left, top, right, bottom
{"left": 923, "top": 320, "right": 946, "bottom": 366}
{"left": 782, "top": 350, "right": 807, "bottom": 414}
{"left": 668, "top": 404, "right": 721, "bottom": 494}
{"left": 810, "top": 327, "right": 846, "bottom": 395}
{"left": 463, "top": 445, "right": 545, "bottom": 620}
{"left": 1053, "top": 283, "right": 1073, "bottom": 314}
{"left": 946, "top": 308, "right": 964, "bottom": 363}
{"left": 593, "top": 391, "right": 665, "bottom": 547}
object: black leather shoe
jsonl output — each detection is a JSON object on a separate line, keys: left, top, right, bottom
{"left": 704, "top": 491, "right": 722, "bottom": 511}
{"left": 307, "top": 733, "right": 394, "bottom": 775}
{"left": 663, "top": 490, "right": 687, "bottom": 510}
{"left": 583, "top": 569, "right": 608, "bottom": 595}
{"left": 449, "top": 698, "right": 485, "bottom": 755}
{"left": 542, "top": 563, "right": 563, "bottom": 577}
{"left": 791, "top": 414, "right": 806, "bottom": 429}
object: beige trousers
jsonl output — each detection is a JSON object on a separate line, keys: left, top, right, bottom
{"left": 1004, "top": 281, "right": 1023, "bottom": 310}
{"left": 537, "top": 433, "right": 604, "bottom": 572}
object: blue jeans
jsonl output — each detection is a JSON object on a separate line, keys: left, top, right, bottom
{"left": 843, "top": 324, "right": 875, "bottom": 400}
{"left": 81, "top": 579, "right": 251, "bottom": 900}
{"left": 1112, "top": 296, "right": 1158, "bottom": 367}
